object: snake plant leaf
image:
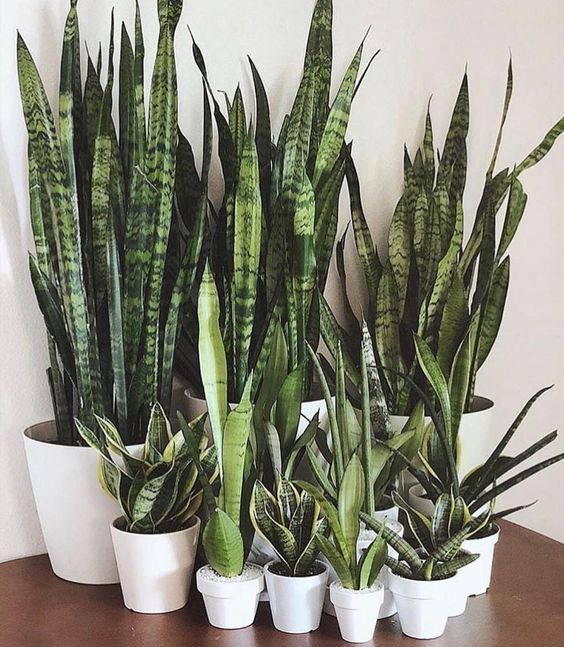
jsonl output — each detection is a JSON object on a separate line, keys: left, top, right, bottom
{"left": 358, "top": 533, "right": 387, "bottom": 590}
{"left": 319, "top": 294, "right": 360, "bottom": 387}
{"left": 433, "top": 551, "right": 479, "bottom": 579}
{"left": 221, "top": 377, "right": 253, "bottom": 528}
{"left": 346, "top": 155, "right": 381, "bottom": 305}
{"left": 422, "top": 102, "right": 435, "bottom": 192}
{"left": 233, "top": 127, "right": 262, "bottom": 397}
{"left": 284, "top": 414, "right": 320, "bottom": 479}
{"left": 18, "top": 32, "right": 96, "bottom": 429}
{"left": 229, "top": 85, "right": 246, "bottom": 170}
{"left": 130, "top": 461, "right": 175, "bottom": 525}
{"left": 312, "top": 38, "right": 363, "bottom": 188}
{"left": 436, "top": 269, "right": 468, "bottom": 377}
{"left": 437, "top": 73, "right": 469, "bottom": 185}
{"left": 497, "top": 177, "right": 527, "bottom": 261}
{"left": 248, "top": 57, "right": 272, "bottom": 207}
{"left": 412, "top": 187, "right": 429, "bottom": 291}
{"left": 254, "top": 320, "right": 287, "bottom": 423}
{"left": 289, "top": 488, "right": 319, "bottom": 553}
{"left": 515, "top": 114, "right": 564, "bottom": 175}
{"left": 487, "top": 59, "right": 513, "bottom": 180}
{"left": 448, "top": 332, "right": 473, "bottom": 444}
{"left": 338, "top": 454, "right": 365, "bottom": 568}
{"left": 392, "top": 491, "right": 434, "bottom": 555}
{"left": 375, "top": 264, "right": 403, "bottom": 400}
{"left": 387, "top": 197, "right": 410, "bottom": 317}
{"left": 203, "top": 509, "right": 244, "bottom": 577}
{"left": 84, "top": 54, "right": 104, "bottom": 160}
{"left": 142, "top": 0, "right": 180, "bottom": 402}
{"left": 361, "top": 320, "right": 391, "bottom": 441}
{"left": 119, "top": 23, "right": 135, "bottom": 189}
{"left": 144, "top": 402, "right": 172, "bottom": 463}
{"left": 306, "top": 445, "right": 338, "bottom": 501}
{"left": 316, "top": 534, "right": 354, "bottom": 589}
{"left": 279, "top": 479, "right": 301, "bottom": 524}
{"left": 431, "top": 493, "right": 453, "bottom": 546}
{"left": 263, "top": 420, "right": 283, "bottom": 486}
{"left": 448, "top": 496, "right": 470, "bottom": 535}
{"left": 275, "top": 364, "right": 304, "bottom": 454}
{"left": 335, "top": 344, "right": 350, "bottom": 460}
{"left": 198, "top": 263, "right": 228, "bottom": 472}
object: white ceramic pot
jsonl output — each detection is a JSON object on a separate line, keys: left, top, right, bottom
{"left": 23, "top": 421, "right": 141, "bottom": 585}
{"left": 462, "top": 525, "right": 500, "bottom": 596}
{"left": 408, "top": 484, "right": 436, "bottom": 518}
{"left": 388, "top": 571, "right": 455, "bottom": 639}
{"left": 390, "top": 396, "right": 495, "bottom": 495}
{"left": 197, "top": 563, "right": 264, "bottom": 629}
{"left": 448, "top": 568, "right": 469, "bottom": 617}
{"left": 265, "top": 561, "right": 328, "bottom": 633}
{"left": 110, "top": 516, "right": 200, "bottom": 613}
{"left": 373, "top": 499, "right": 399, "bottom": 523}
{"left": 330, "top": 581, "right": 384, "bottom": 643}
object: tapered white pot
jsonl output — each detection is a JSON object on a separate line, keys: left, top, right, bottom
{"left": 462, "top": 525, "right": 500, "bottom": 596}
{"left": 330, "top": 581, "right": 384, "bottom": 643}
{"left": 390, "top": 396, "right": 495, "bottom": 496}
{"left": 448, "top": 568, "right": 469, "bottom": 617}
{"left": 265, "top": 561, "right": 328, "bottom": 633}
{"left": 23, "top": 422, "right": 141, "bottom": 585}
{"left": 389, "top": 571, "right": 456, "bottom": 639}
{"left": 197, "top": 563, "right": 264, "bottom": 629}
{"left": 111, "top": 516, "right": 200, "bottom": 613}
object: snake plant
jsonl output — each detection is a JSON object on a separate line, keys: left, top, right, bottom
{"left": 295, "top": 459, "right": 388, "bottom": 591}
{"left": 76, "top": 403, "right": 215, "bottom": 533}
{"left": 177, "top": 0, "right": 377, "bottom": 401}
{"left": 306, "top": 321, "right": 425, "bottom": 515}
{"left": 414, "top": 340, "right": 564, "bottom": 513}
{"left": 250, "top": 478, "right": 328, "bottom": 577}
{"left": 360, "top": 493, "right": 483, "bottom": 581}
{"left": 323, "top": 64, "right": 564, "bottom": 416}
{"left": 180, "top": 264, "right": 255, "bottom": 577}
{"left": 18, "top": 0, "right": 205, "bottom": 444}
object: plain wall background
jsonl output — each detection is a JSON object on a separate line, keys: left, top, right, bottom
{"left": 1, "top": 0, "right": 563, "bottom": 562}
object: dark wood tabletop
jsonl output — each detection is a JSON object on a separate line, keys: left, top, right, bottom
{"left": 1, "top": 521, "right": 563, "bottom": 647}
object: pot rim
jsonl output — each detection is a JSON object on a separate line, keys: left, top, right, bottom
{"left": 196, "top": 563, "right": 265, "bottom": 593}
{"left": 111, "top": 514, "right": 201, "bottom": 537}
{"left": 388, "top": 569, "right": 456, "bottom": 596}
{"left": 184, "top": 385, "right": 333, "bottom": 405}
{"left": 464, "top": 522, "right": 501, "bottom": 544}
{"left": 24, "top": 421, "right": 143, "bottom": 450}
{"left": 329, "top": 580, "right": 384, "bottom": 596}
{"left": 389, "top": 395, "right": 494, "bottom": 420}
{"left": 264, "top": 559, "right": 327, "bottom": 580}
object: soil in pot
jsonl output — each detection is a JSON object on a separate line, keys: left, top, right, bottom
{"left": 196, "top": 563, "right": 264, "bottom": 629}
{"left": 265, "top": 560, "right": 328, "bottom": 634}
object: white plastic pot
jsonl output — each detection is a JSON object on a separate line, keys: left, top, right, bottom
{"left": 265, "top": 561, "right": 328, "bottom": 633}
{"left": 330, "top": 581, "right": 384, "bottom": 643}
{"left": 390, "top": 396, "right": 495, "bottom": 496}
{"left": 23, "top": 421, "right": 141, "bottom": 584}
{"left": 448, "top": 568, "right": 469, "bottom": 617}
{"left": 408, "top": 484, "right": 436, "bottom": 518}
{"left": 373, "top": 499, "right": 399, "bottom": 523}
{"left": 462, "top": 525, "right": 500, "bottom": 596}
{"left": 110, "top": 516, "right": 200, "bottom": 613}
{"left": 388, "top": 571, "right": 455, "bottom": 639}
{"left": 196, "top": 563, "right": 264, "bottom": 629}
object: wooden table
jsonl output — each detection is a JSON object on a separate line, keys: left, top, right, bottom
{"left": 1, "top": 521, "right": 563, "bottom": 646}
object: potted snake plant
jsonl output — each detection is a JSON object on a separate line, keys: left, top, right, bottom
{"left": 18, "top": 0, "right": 205, "bottom": 584}
{"left": 322, "top": 64, "right": 564, "bottom": 483}
{"left": 296, "top": 459, "right": 389, "bottom": 644}
{"left": 182, "top": 0, "right": 376, "bottom": 422}
{"left": 361, "top": 496, "right": 485, "bottom": 639}
{"left": 188, "top": 265, "right": 263, "bottom": 630}
{"left": 76, "top": 404, "right": 213, "bottom": 613}
{"left": 250, "top": 478, "right": 329, "bottom": 634}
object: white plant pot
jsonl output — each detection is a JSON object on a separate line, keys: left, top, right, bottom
{"left": 448, "top": 568, "right": 469, "bottom": 617}
{"left": 389, "top": 571, "right": 455, "bottom": 639}
{"left": 390, "top": 396, "right": 495, "bottom": 495}
{"left": 408, "top": 484, "right": 436, "bottom": 518}
{"left": 196, "top": 563, "right": 264, "bottom": 629}
{"left": 265, "top": 561, "right": 328, "bottom": 633}
{"left": 330, "top": 581, "right": 384, "bottom": 643}
{"left": 462, "top": 525, "right": 500, "bottom": 596}
{"left": 23, "top": 422, "right": 141, "bottom": 584}
{"left": 373, "top": 499, "right": 399, "bottom": 523}
{"left": 110, "top": 516, "right": 200, "bottom": 613}
{"left": 248, "top": 533, "right": 278, "bottom": 602}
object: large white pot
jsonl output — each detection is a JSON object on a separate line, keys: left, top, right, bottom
{"left": 388, "top": 571, "right": 456, "bottom": 639}
{"left": 196, "top": 563, "right": 264, "bottom": 629}
{"left": 265, "top": 561, "right": 328, "bottom": 634}
{"left": 330, "top": 581, "right": 384, "bottom": 643}
{"left": 110, "top": 516, "right": 200, "bottom": 613}
{"left": 23, "top": 421, "right": 140, "bottom": 585}
{"left": 461, "top": 524, "right": 500, "bottom": 596}
{"left": 390, "top": 396, "right": 495, "bottom": 495}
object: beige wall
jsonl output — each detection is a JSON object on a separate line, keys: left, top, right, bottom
{"left": 1, "top": 0, "right": 563, "bottom": 562}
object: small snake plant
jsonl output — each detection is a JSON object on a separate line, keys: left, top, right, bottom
{"left": 250, "top": 478, "right": 328, "bottom": 577}
{"left": 76, "top": 403, "right": 215, "bottom": 534}
{"left": 361, "top": 492, "right": 484, "bottom": 581}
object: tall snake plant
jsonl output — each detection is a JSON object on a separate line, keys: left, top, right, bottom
{"left": 18, "top": 0, "right": 205, "bottom": 444}
{"left": 176, "top": 0, "right": 377, "bottom": 401}
{"left": 322, "top": 64, "right": 564, "bottom": 415}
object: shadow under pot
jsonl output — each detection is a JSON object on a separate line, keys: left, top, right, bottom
{"left": 110, "top": 516, "right": 201, "bottom": 614}
{"left": 264, "top": 560, "right": 328, "bottom": 634}
{"left": 23, "top": 421, "right": 142, "bottom": 585}
{"left": 196, "top": 563, "right": 265, "bottom": 629}
{"left": 388, "top": 571, "right": 457, "bottom": 639}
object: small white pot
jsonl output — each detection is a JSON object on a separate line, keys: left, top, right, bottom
{"left": 462, "top": 525, "right": 500, "bottom": 596}
{"left": 196, "top": 563, "right": 264, "bottom": 629}
{"left": 390, "top": 396, "right": 495, "bottom": 495}
{"left": 388, "top": 571, "right": 454, "bottom": 639}
{"left": 265, "top": 561, "right": 328, "bottom": 633}
{"left": 110, "top": 516, "right": 200, "bottom": 613}
{"left": 330, "top": 581, "right": 384, "bottom": 643}
{"left": 23, "top": 422, "right": 141, "bottom": 584}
